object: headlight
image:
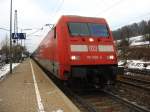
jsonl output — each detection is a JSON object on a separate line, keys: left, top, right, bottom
{"left": 89, "top": 38, "right": 94, "bottom": 42}
{"left": 107, "top": 55, "right": 114, "bottom": 60}
{"left": 71, "top": 55, "right": 80, "bottom": 60}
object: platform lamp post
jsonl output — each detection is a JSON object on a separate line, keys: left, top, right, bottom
{"left": 9, "top": 0, "right": 13, "bottom": 74}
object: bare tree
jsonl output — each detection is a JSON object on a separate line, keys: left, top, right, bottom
{"left": 0, "top": 34, "right": 27, "bottom": 62}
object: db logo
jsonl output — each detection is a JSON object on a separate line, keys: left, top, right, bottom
{"left": 89, "top": 45, "right": 97, "bottom": 52}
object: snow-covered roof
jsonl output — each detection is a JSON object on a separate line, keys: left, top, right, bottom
{"left": 118, "top": 60, "right": 150, "bottom": 70}
{"left": 130, "top": 41, "right": 149, "bottom": 46}
{"left": 116, "top": 35, "right": 149, "bottom": 47}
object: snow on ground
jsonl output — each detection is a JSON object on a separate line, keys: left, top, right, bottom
{"left": 118, "top": 60, "right": 125, "bottom": 66}
{"left": 116, "top": 35, "right": 143, "bottom": 43}
{"left": 117, "top": 35, "right": 150, "bottom": 70}
{"left": 116, "top": 35, "right": 149, "bottom": 46}
{"left": 118, "top": 60, "right": 150, "bottom": 70}
{"left": 129, "top": 35, "right": 143, "bottom": 42}
{"left": 0, "top": 63, "right": 20, "bottom": 79}
{"left": 130, "top": 41, "right": 149, "bottom": 46}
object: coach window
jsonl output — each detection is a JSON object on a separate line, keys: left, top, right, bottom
{"left": 68, "top": 22, "right": 90, "bottom": 36}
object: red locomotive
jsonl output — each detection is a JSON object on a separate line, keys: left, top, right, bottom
{"left": 33, "top": 15, "right": 118, "bottom": 86}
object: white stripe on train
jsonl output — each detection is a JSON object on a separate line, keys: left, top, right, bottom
{"left": 70, "top": 45, "right": 114, "bottom": 52}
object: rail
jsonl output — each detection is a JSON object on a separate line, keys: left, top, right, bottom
{"left": 117, "top": 75, "right": 150, "bottom": 91}
{"left": 125, "top": 68, "right": 150, "bottom": 75}
{"left": 103, "top": 90, "right": 150, "bottom": 112}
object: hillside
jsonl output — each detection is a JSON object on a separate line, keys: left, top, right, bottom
{"left": 112, "top": 20, "right": 150, "bottom": 40}
{"left": 116, "top": 35, "right": 150, "bottom": 61}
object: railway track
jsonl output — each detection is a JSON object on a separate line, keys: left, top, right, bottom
{"left": 45, "top": 73, "right": 150, "bottom": 112}
{"left": 35, "top": 59, "right": 150, "bottom": 112}
{"left": 65, "top": 86, "right": 150, "bottom": 112}
{"left": 105, "top": 84, "right": 150, "bottom": 111}
{"left": 103, "top": 89, "right": 150, "bottom": 112}
{"left": 118, "top": 75, "right": 150, "bottom": 91}
{"left": 125, "top": 68, "right": 150, "bottom": 75}
{"left": 45, "top": 72, "right": 150, "bottom": 112}
{"left": 115, "top": 73, "right": 150, "bottom": 110}
{"left": 77, "top": 91, "right": 128, "bottom": 112}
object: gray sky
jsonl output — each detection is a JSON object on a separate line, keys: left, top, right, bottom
{"left": 0, "top": 0, "right": 150, "bottom": 52}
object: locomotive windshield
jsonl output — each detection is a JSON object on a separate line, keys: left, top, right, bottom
{"left": 68, "top": 22, "right": 109, "bottom": 37}
{"left": 68, "top": 23, "right": 89, "bottom": 36}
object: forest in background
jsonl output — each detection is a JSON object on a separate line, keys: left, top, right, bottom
{"left": 113, "top": 19, "right": 150, "bottom": 61}
{"left": 112, "top": 19, "right": 150, "bottom": 40}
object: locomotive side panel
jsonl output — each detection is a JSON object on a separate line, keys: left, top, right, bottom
{"left": 35, "top": 28, "right": 60, "bottom": 77}
{"left": 56, "top": 18, "right": 71, "bottom": 80}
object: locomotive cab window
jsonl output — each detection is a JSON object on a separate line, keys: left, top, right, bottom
{"left": 88, "top": 23, "right": 109, "bottom": 37}
{"left": 68, "top": 23, "right": 89, "bottom": 36}
{"left": 68, "top": 22, "right": 109, "bottom": 37}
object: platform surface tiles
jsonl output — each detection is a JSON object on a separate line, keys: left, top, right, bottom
{"left": 0, "top": 59, "right": 80, "bottom": 112}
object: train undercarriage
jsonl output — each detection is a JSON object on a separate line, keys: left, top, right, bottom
{"left": 65, "top": 65, "right": 118, "bottom": 88}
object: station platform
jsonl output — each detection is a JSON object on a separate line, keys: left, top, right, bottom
{"left": 0, "top": 58, "right": 80, "bottom": 112}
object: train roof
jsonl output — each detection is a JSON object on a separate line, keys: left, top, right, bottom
{"left": 61, "top": 15, "right": 105, "bottom": 20}
{"left": 59, "top": 15, "right": 107, "bottom": 23}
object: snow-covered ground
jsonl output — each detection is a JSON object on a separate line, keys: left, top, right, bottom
{"left": 116, "top": 35, "right": 149, "bottom": 46}
{"left": 0, "top": 63, "right": 20, "bottom": 79}
{"left": 129, "top": 35, "right": 143, "bottom": 42}
{"left": 117, "top": 35, "right": 150, "bottom": 70}
{"left": 130, "top": 40, "right": 149, "bottom": 46}
{"left": 118, "top": 60, "right": 150, "bottom": 70}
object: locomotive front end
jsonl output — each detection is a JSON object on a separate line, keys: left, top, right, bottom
{"left": 64, "top": 17, "right": 118, "bottom": 86}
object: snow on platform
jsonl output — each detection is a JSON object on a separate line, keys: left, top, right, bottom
{"left": 0, "top": 63, "right": 20, "bottom": 79}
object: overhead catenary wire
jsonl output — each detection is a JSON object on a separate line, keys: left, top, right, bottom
{"left": 95, "top": 0, "right": 124, "bottom": 16}
{"left": 34, "top": 0, "right": 64, "bottom": 38}
{"left": 25, "top": 24, "right": 51, "bottom": 39}
{"left": 26, "top": 27, "right": 43, "bottom": 37}
{"left": 15, "top": 0, "right": 64, "bottom": 39}
{"left": 0, "top": 27, "right": 9, "bottom": 31}
{"left": 54, "top": 0, "right": 64, "bottom": 14}
{"left": 29, "top": 0, "right": 64, "bottom": 36}
{"left": 48, "top": 0, "right": 64, "bottom": 23}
